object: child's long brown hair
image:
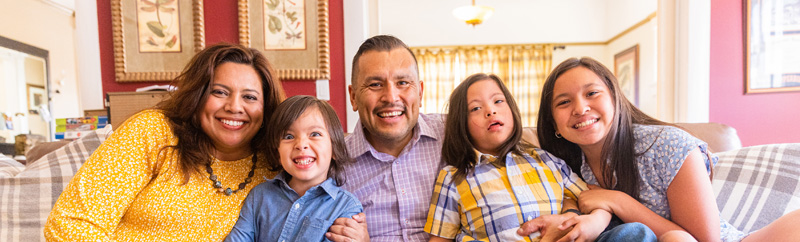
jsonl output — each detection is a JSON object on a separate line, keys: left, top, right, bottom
{"left": 442, "top": 73, "right": 533, "bottom": 181}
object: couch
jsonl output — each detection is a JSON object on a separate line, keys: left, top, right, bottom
{"left": 0, "top": 123, "right": 797, "bottom": 241}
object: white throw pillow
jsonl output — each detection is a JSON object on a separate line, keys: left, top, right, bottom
{"left": 0, "top": 153, "right": 23, "bottom": 177}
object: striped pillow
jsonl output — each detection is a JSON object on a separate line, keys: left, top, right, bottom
{"left": 0, "top": 126, "right": 111, "bottom": 242}
{"left": 712, "top": 143, "right": 800, "bottom": 233}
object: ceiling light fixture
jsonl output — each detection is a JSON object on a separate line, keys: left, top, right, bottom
{"left": 453, "top": 0, "right": 494, "bottom": 27}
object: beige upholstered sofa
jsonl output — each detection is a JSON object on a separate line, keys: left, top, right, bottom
{"left": 1, "top": 122, "right": 797, "bottom": 241}
{"left": 521, "top": 122, "right": 744, "bottom": 153}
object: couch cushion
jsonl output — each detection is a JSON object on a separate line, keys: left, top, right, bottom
{"left": 712, "top": 143, "right": 800, "bottom": 233}
{"left": 520, "top": 123, "right": 741, "bottom": 153}
{"left": 23, "top": 140, "right": 71, "bottom": 166}
{"left": 0, "top": 126, "right": 111, "bottom": 241}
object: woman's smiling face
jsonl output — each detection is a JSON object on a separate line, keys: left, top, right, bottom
{"left": 199, "top": 62, "right": 264, "bottom": 159}
{"left": 550, "top": 66, "right": 615, "bottom": 152}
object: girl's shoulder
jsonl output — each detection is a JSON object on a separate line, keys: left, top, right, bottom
{"left": 633, "top": 124, "right": 691, "bottom": 138}
{"left": 633, "top": 124, "right": 702, "bottom": 150}
{"left": 632, "top": 124, "right": 714, "bottom": 173}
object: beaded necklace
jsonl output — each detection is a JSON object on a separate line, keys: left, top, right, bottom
{"left": 206, "top": 154, "right": 257, "bottom": 196}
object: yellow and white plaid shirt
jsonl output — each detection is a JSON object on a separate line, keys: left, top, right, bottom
{"left": 424, "top": 147, "right": 587, "bottom": 242}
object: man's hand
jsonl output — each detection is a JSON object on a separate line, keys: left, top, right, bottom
{"left": 326, "top": 213, "right": 369, "bottom": 242}
{"left": 517, "top": 213, "right": 578, "bottom": 242}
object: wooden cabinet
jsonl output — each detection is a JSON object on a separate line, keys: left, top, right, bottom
{"left": 106, "top": 91, "right": 169, "bottom": 130}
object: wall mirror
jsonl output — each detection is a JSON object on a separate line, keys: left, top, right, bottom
{"left": 0, "top": 35, "right": 52, "bottom": 152}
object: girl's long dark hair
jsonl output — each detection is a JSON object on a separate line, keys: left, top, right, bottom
{"left": 442, "top": 73, "right": 533, "bottom": 181}
{"left": 536, "top": 57, "right": 669, "bottom": 199}
{"left": 158, "top": 43, "right": 286, "bottom": 184}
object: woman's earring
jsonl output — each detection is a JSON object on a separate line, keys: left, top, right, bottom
{"left": 555, "top": 132, "right": 562, "bottom": 138}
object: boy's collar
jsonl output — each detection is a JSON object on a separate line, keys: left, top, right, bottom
{"left": 272, "top": 171, "right": 340, "bottom": 199}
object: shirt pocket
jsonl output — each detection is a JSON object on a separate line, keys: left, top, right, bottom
{"left": 295, "top": 217, "right": 330, "bottom": 242}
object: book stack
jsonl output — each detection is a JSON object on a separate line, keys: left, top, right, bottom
{"left": 55, "top": 116, "right": 109, "bottom": 140}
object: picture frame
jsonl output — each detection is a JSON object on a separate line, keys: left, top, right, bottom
{"left": 111, "top": 0, "right": 205, "bottom": 82}
{"left": 26, "top": 84, "right": 46, "bottom": 114}
{"left": 239, "top": 0, "right": 330, "bottom": 80}
{"left": 614, "top": 45, "right": 640, "bottom": 106}
{"left": 745, "top": 0, "right": 800, "bottom": 93}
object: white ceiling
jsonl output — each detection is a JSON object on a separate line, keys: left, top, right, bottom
{"left": 377, "top": 0, "right": 657, "bottom": 47}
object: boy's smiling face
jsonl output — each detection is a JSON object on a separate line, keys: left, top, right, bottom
{"left": 279, "top": 107, "right": 332, "bottom": 194}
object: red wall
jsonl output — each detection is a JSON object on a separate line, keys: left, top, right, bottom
{"left": 96, "top": 0, "right": 348, "bottom": 128}
{"left": 710, "top": 0, "right": 800, "bottom": 146}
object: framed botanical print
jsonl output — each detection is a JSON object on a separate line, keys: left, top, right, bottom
{"left": 111, "top": 0, "right": 205, "bottom": 82}
{"left": 745, "top": 0, "right": 800, "bottom": 93}
{"left": 239, "top": 0, "right": 330, "bottom": 80}
{"left": 614, "top": 45, "right": 640, "bottom": 106}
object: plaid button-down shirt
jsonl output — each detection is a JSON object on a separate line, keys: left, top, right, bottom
{"left": 342, "top": 113, "right": 445, "bottom": 242}
{"left": 425, "top": 148, "right": 587, "bottom": 242}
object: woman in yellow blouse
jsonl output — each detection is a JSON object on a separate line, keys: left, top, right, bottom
{"left": 44, "top": 43, "right": 285, "bottom": 241}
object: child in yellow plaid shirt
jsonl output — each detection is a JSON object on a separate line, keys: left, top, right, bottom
{"left": 425, "top": 73, "right": 616, "bottom": 242}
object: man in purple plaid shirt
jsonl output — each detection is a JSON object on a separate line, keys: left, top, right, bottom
{"left": 324, "top": 35, "right": 445, "bottom": 242}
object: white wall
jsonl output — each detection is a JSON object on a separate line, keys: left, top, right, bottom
{"left": 0, "top": 0, "right": 80, "bottom": 120}
{"left": 343, "top": 0, "right": 658, "bottom": 131}
{"left": 75, "top": 0, "right": 103, "bottom": 111}
{"left": 606, "top": 0, "right": 658, "bottom": 38}
{"left": 606, "top": 18, "right": 659, "bottom": 117}
{"left": 379, "top": 0, "right": 656, "bottom": 47}
{"left": 553, "top": 45, "right": 606, "bottom": 67}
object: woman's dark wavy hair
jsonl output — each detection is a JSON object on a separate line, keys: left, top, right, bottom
{"left": 443, "top": 73, "right": 533, "bottom": 181}
{"left": 264, "top": 95, "right": 352, "bottom": 186}
{"left": 536, "top": 57, "right": 669, "bottom": 199}
{"left": 158, "top": 43, "right": 286, "bottom": 184}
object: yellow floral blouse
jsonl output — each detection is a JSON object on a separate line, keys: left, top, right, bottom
{"left": 44, "top": 110, "right": 276, "bottom": 241}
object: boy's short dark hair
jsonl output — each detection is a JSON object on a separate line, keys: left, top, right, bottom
{"left": 265, "top": 95, "right": 351, "bottom": 186}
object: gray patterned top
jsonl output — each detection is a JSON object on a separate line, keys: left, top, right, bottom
{"left": 579, "top": 124, "right": 746, "bottom": 242}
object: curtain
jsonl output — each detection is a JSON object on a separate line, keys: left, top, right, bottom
{"left": 412, "top": 44, "right": 552, "bottom": 127}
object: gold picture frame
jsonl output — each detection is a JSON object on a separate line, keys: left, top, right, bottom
{"left": 239, "top": 0, "right": 330, "bottom": 80}
{"left": 614, "top": 45, "right": 640, "bottom": 106}
{"left": 112, "top": 0, "right": 205, "bottom": 82}
{"left": 745, "top": 0, "right": 800, "bottom": 93}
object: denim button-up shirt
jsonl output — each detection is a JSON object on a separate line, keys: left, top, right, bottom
{"left": 225, "top": 172, "right": 363, "bottom": 242}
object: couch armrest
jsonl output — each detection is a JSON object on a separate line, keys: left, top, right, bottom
{"left": 675, "top": 122, "right": 742, "bottom": 153}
